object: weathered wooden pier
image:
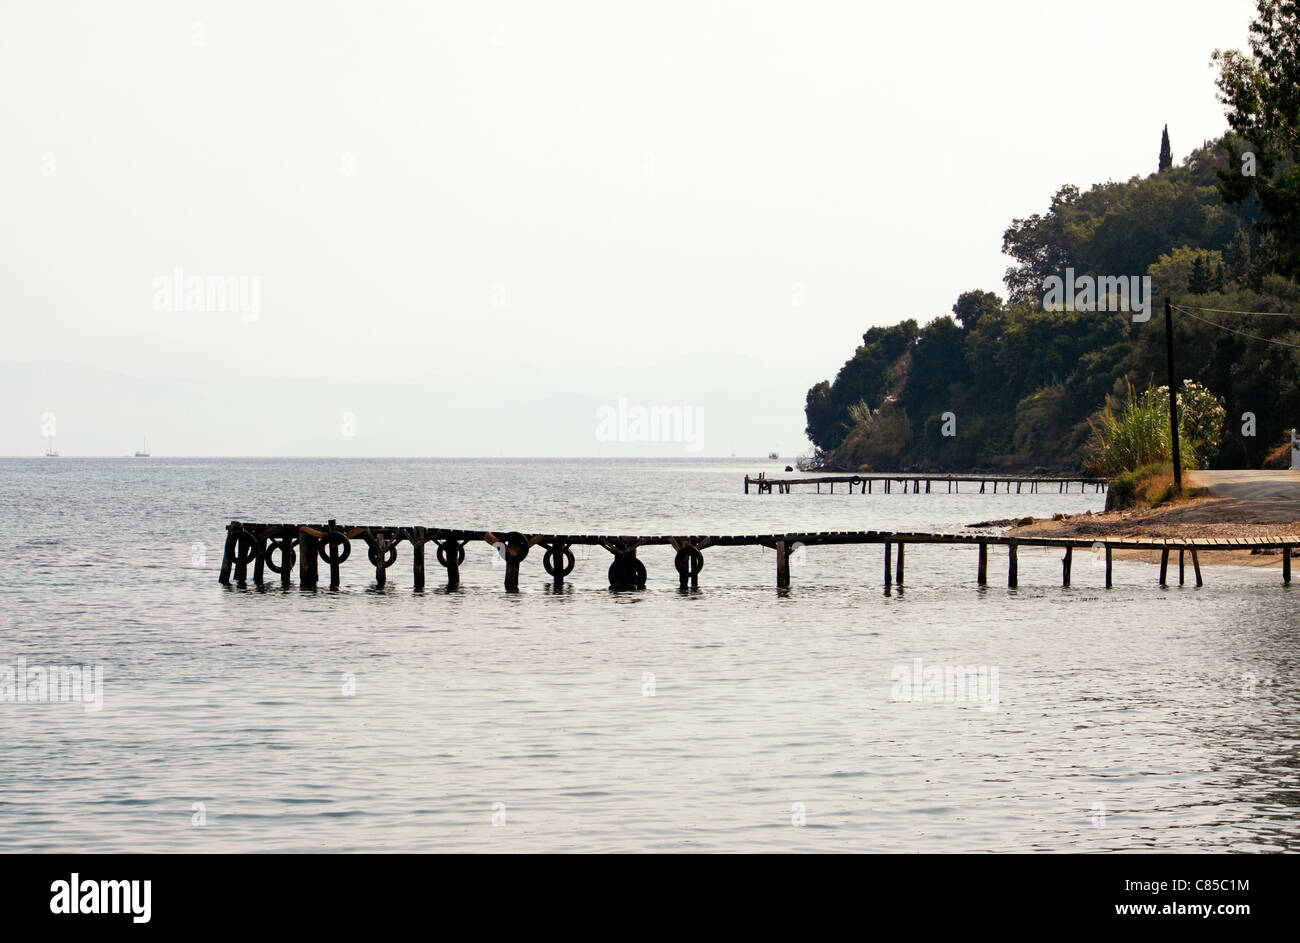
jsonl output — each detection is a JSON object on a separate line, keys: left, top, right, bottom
{"left": 219, "top": 520, "right": 1295, "bottom": 592}
{"left": 745, "top": 473, "right": 1108, "bottom": 495}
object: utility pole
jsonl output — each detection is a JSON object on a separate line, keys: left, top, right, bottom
{"left": 1164, "top": 298, "right": 1182, "bottom": 491}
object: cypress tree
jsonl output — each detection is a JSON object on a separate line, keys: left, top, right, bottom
{"left": 1189, "top": 253, "right": 1209, "bottom": 293}
{"left": 1158, "top": 125, "right": 1173, "bottom": 172}
{"left": 1225, "top": 224, "right": 1252, "bottom": 282}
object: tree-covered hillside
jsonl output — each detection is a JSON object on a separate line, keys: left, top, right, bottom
{"left": 804, "top": 1, "right": 1300, "bottom": 474}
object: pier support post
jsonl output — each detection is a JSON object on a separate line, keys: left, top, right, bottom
{"left": 674, "top": 542, "right": 704, "bottom": 590}
{"left": 219, "top": 527, "right": 236, "bottom": 585}
{"left": 1179, "top": 548, "right": 1185, "bottom": 586}
{"left": 977, "top": 542, "right": 987, "bottom": 585}
{"left": 605, "top": 541, "right": 645, "bottom": 590}
{"left": 411, "top": 527, "right": 426, "bottom": 590}
{"left": 1008, "top": 543, "right": 1018, "bottom": 588}
{"left": 1105, "top": 546, "right": 1113, "bottom": 588}
{"left": 252, "top": 532, "right": 268, "bottom": 586}
{"left": 543, "top": 541, "right": 575, "bottom": 589}
{"left": 1191, "top": 549, "right": 1203, "bottom": 587}
{"left": 884, "top": 541, "right": 892, "bottom": 590}
{"left": 1159, "top": 548, "right": 1169, "bottom": 586}
{"left": 776, "top": 540, "right": 790, "bottom": 588}
{"left": 299, "top": 527, "right": 319, "bottom": 589}
{"left": 372, "top": 530, "right": 389, "bottom": 588}
{"left": 279, "top": 526, "right": 295, "bottom": 588}
{"left": 322, "top": 520, "right": 347, "bottom": 589}
{"left": 1062, "top": 546, "right": 1072, "bottom": 586}
{"left": 896, "top": 542, "right": 905, "bottom": 585}
{"left": 436, "top": 539, "right": 464, "bottom": 588}
{"left": 1284, "top": 545, "right": 1292, "bottom": 585}
{"left": 499, "top": 532, "right": 530, "bottom": 591}
{"left": 232, "top": 528, "right": 254, "bottom": 585}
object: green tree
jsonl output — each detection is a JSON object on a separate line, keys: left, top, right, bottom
{"left": 951, "top": 289, "right": 1002, "bottom": 331}
{"left": 1189, "top": 253, "right": 1210, "bottom": 293}
{"left": 1001, "top": 146, "right": 1251, "bottom": 305}
{"left": 1224, "top": 223, "right": 1253, "bottom": 282}
{"left": 1213, "top": 0, "right": 1300, "bottom": 277}
{"left": 1159, "top": 125, "right": 1173, "bottom": 171}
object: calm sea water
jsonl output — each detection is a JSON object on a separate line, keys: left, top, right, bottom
{"left": 1, "top": 458, "right": 1296, "bottom": 852}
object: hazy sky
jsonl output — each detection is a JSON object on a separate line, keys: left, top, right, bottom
{"left": 0, "top": 1, "right": 1256, "bottom": 455}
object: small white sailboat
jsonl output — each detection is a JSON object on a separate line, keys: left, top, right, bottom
{"left": 134, "top": 434, "right": 150, "bottom": 458}
{"left": 44, "top": 435, "right": 59, "bottom": 457}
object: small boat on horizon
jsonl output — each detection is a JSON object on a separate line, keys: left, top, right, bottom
{"left": 134, "top": 434, "right": 150, "bottom": 458}
{"left": 44, "top": 435, "right": 59, "bottom": 458}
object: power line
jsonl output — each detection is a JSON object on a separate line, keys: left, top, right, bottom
{"left": 1174, "top": 303, "right": 1300, "bottom": 317}
{"left": 1172, "top": 304, "right": 1300, "bottom": 351}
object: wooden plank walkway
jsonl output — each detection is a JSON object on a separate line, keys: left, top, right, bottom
{"left": 745, "top": 473, "right": 1107, "bottom": 494}
{"left": 219, "top": 520, "right": 1296, "bottom": 591}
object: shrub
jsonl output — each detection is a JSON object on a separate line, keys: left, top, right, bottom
{"left": 1087, "top": 380, "right": 1225, "bottom": 477}
{"left": 1105, "top": 462, "right": 1179, "bottom": 510}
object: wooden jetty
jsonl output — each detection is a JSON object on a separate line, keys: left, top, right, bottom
{"left": 219, "top": 519, "right": 1295, "bottom": 592}
{"left": 745, "top": 473, "right": 1107, "bottom": 495}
